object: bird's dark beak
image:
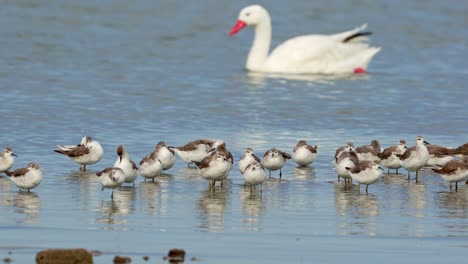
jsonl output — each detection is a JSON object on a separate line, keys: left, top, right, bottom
{"left": 119, "top": 156, "right": 122, "bottom": 163}
{"left": 12, "top": 153, "right": 18, "bottom": 157}
{"left": 379, "top": 167, "right": 384, "bottom": 171}
{"left": 209, "top": 148, "right": 215, "bottom": 152}
{"left": 424, "top": 141, "right": 430, "bottom": 145}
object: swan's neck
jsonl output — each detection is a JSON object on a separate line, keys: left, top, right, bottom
{"left": 246, "top": 17, "right": 271, "bottom": 71}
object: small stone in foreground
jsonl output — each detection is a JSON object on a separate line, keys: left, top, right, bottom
{"left": 36, "top": 248, "right": 93, "bottom": 264}
{"left": 113, "top": 256, "right": 131, "bottom": 264}
{"left": 164, "top": 248, "right": 185, "bottom": 262}
{"left": 3, "top": 258, "right": 12, "bottom": 263}
{"left": 142, "top": 256, "right": 149, "bottom": 261}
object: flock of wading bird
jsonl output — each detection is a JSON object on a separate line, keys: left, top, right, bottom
{"left": 0, "top": 136, "right": 467, "bottom": 198}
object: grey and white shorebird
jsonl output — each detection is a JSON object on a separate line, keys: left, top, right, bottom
{"left": 378, "top": 140, "right": 407, "bottom": 174}
{"left": 0, "top": 147, "right": 17, "bottom": 175}
{"left": 195, "top": 150, "right": 232, "bottom": 188}
{"left": 346, "top": 160, "right": 383, "bottom": 193}
{"left": 54, "top": 136, "right": 104, "bottom": 172}
{"left": 398, "top": 136, "right": 430, "bottom": 182}
{"left": 355, "top": 139, "right": 382, "bottom": 163}
{"left": 262, "top": 148, "right": 291, "bottom": 178}
{"left": 113, "top": 145, "right": 138, "bottom": 186}
{"left": 334, "top": 150, "right": 359, "bottom": 185}
{"left": 451, "top": 143, "right": 468, "bottom": 157}
{"left": 169, "top": 139, "right": 224, "bottom": 166}
{"left": 138, "top": 148, "right": 163, "bottom": 182}
{"left": 334, "top": 142, "right": 354, "bottom": 162}
{"left": 238, "top": 148, "right": 261, "bottom": 174}
{"left": 431, "top": 156, "right": 468, "bottom": 192}
{"left": 242, "top": 161, "right": 267, "bottom": 193}
{"left": 96, "top": 167, "right": 125, "bottom": 199}
{"left": 154, "top": 141, "right": 176, "bottom": 171}
{"left": 5, "top": 162, "right": 43, "bottom": 192}
{"left": 333, "top": 142, "right": 355, "bottom": 182}
{"left": 292, "top": 140, "right": 317, "bottom": 167}
{"left": 425, "top": 145, "right": 456, "bottom": 168}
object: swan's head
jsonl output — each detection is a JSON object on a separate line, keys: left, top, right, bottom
{"left": 229, "top": 5, "right": 269, "bottom": 35}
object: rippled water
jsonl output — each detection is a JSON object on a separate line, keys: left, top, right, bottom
{"left": 0, "top": 0, "right": 467, "bottom": 263}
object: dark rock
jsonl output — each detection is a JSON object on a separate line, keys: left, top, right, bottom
{"left": 113, "top": 256, "right": 131, "bottom": 263}
{"left": 36, "top": 248, "right": 93, "bottom": 264}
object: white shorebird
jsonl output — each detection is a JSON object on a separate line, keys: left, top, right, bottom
{"left": 398, "top": 136, "right": 430, "bottom": 182}
{"left": 426, "top": 145, "right": 456, "bottom": 168}
{"left": 54, "top": 136, "right": 104, "bottom": 171}
{"left": 378, "top": 140, "right": 407, "bottom": 174}
{"left": 169, "top": 139, "right": 224, "bottom": 166}
{"left": 229, "top": 5, "right": 380, "bottom": 74}
{"left": 262, "top": 148, "right": 291, "bottom": 178}
{"left": 210, "top": 142, "right": 234, "bottom": 181}
{"left": 452, "top": 143, "right": 468, "bottom": 158}
{"left": 346, "top": 160, "right": 383, "bottom": 193}
{"left": 154, "top": 141, "right": 176, "bottom": 171}
{"left": 113, "top": 145, "right": 138, "bottom": 186}
{"left": 6, "top": 162, "right": 43, "bottom": 192}
{"left": 195, "top": 151, "right": 231, "bottom": 188}
{"left": 0, "top": 147, "right": 17, "bottom": 175}
{"left": 355, "top": 139, "right": 382, "bottom": 163}
{"left": 333, "top": 142, "right": 354, "bottom": 182}
{"left": 292, "top": 140, "right": 318, "bottom": 167}
{"left": 96, "top": 167, "right": 125, "bottom": 199}
{"left": 138, "top": 150, "right": 163, "bottom": 182}
{"left": 431, "top": 157, "right": 468, "bottom": 192}
{"left": 242, "top": 161, "right": 267, "bottom": 193}
{"left": 238, "top": 148, "right": 261, "bottom": 174}
{"left": 334, "top": 150, "right": 359, "bottom": 185}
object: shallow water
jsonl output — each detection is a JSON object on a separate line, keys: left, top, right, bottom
{"left": 0, "top": 0, "right": 467, "bottom": 263}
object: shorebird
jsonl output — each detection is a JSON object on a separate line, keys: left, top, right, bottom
{"left": 451, "top": 143, "right": 468, "bottom": 157}
{"left": 334, "top": 142, "right": 354, "bottom": 161}
{"left": 195, "top": 151, "right": 231, "bottom": 188}
{"left": 426, "top": 145, "right": 456, "bottom": 168}
{"left": 333, "top": 142, "right": 355, "bottom": 182}
{"left": 346, "top": 160, "right": 383, "bottom": 193}
{"left": 334, "top": 150, "right": 359, "bottom": 185}
{"left": 54, "top": 136, "right": 104, "bottom": 171}
{"left": 431, "top": 157, "right": 468, "bottom": 192}
{"left": 96, "top": 167, "right": 125, "bottom": 199}
{"left": 139, "top": 151, "right": 163, "bottom": 182}
{"left": 398, "top": 136, "right": 430, "bottom": 182}
{"left": 242, "top": 161, "right": 267, "bottom": 193}
{"left": 153, "top": 141, "right": 176, "bottom": 171}
{"left": 355, "top": 140, "right": 382, "bottom": 163}
{"left": 262, "top": 148, "right": 291, "bottom": 178}
{"left": 292, "top": 140, "right": 317, "bottom": 167}
{"left": 238, "top": 148, "right": 261, "bottom": 174}
{"left": 113, "top": 145, "right": 138, "bottom": 186}
{"left": 5, "top": 162, "right": 43, "bottom": 192}
{"left": 0, "top": 147, "right": 17, "bottom": 175}
{"left": 169, "top": 139, "right": 224, "bottom": 166}
{"left": 378, "top": 140, "right": 407, "bottom": 174}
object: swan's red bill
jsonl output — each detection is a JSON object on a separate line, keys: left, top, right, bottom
{"left": 353, "top": 67, "right": 367, "bottom": 74}
{"left": 229, "top": 20, "right": 247, "bottom": 35}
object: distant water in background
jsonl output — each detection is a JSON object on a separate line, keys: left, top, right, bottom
{"left": 0, "top": 0, "right": 467, "bottom": 263}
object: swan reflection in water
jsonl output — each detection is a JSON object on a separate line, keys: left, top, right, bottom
{"left": 245, "top": 71, "right": 370, "bottom": 86}
{"left": 197, "top": 187, "right": 229, "bottom": 232}
{"left": 97, "top": 187, "right": 136, "bottom": 227}
{"left": 334, "top": 183, "right": 380, "bottom": 236}
{"left": 239, "top": 186, "right": 265, "bottom": 232}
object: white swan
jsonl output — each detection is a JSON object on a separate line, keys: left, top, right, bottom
{"left": 229, "top": 5, "right": 381, "bottom": 74}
